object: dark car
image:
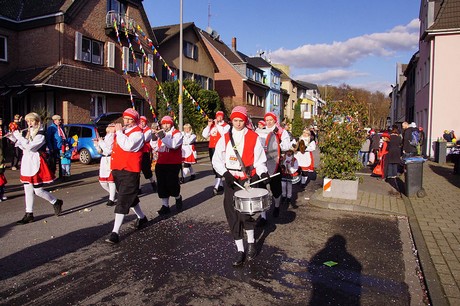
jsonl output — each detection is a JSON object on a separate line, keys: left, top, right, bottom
{"left": 64, "top": 112, "right": 122, "bottom": 164}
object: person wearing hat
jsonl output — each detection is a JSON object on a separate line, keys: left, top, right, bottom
{"left": 202, "top": 110, "right": 230, "bottom": 195}
{"left": 212, "top": 106, "right": 269, "bottom": 266}
{"left": 255, "top": 120, "right": 266, "bottom": 133}
{"left": 280, "top": 145, "right": 299, "bottom": 204}
{"left": 256, "top": 111, "right": 293, "bottom": 227}
{"left": 151, "top": 115, "right": 184, "bottom": 215}
{"left": 138, "top": 116, "right": 157, "bottom": 193}
{"left": 105, "top": 108, "right": 148, "bottom": 244}
{"left": 46, "top": 114, "right": 67, "bottom": 179}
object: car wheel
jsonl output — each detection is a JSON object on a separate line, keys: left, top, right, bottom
{"left": 79, "top": 148, "right": 92, "bottom": 165}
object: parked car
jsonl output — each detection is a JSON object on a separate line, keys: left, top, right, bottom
{"left": 63, "top": 112, "right": 122, "bottom": 164}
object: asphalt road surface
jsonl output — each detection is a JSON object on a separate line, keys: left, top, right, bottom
{"left": 0, "top": 159, "right": 427, "bottom": 305}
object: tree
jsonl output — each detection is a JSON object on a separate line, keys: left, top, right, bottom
{"left": 291, "top": 99, "right": 303, "bottom": 138}
{"left": 156, "top": 80, "right": 222, "bottom": 136}
{"left": 317, "top": 94, "right": 368, "bottom": 180}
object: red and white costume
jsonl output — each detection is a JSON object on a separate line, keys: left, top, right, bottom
{"left": 182, "top": 131, "right": 197, "bottom": 164}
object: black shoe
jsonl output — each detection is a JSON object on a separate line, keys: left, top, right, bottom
{"left": 232, "top": 251, "right": 245, "bottom": 267}
{"left": 286, "top": 198, "right": 291, "bottom": 205}
{"left": 175, "top": 196, "right": 183, "bottom": 211}
{"left": 273, "top": 207, "right": 280, "bottom": 218}
{"left": 179, "top": 177, "right": 185, "bottom": 184}
{"left": 16, "top": 213, "right": 34, "bottom": 225}
{"left": 281, "top": 197, "right": 286, "bottom": 205}
{"left": 217, "top": 186, "right": 224, "bottom": 192}
{"left": 134, "top": 216, "right": 148, "bottom": 230}
{"left": 106, "top": 200, "right": 115, "bottom": 207}
{"left": 256, "top": 217, "right": 267, "bottom": 227}
{"left": 247, "top": 243, "right": 257, "bottom": 260}
{"left": 151, "top": 181, "right": 157, "bottom": 193}
{"left": 157, "top": 205, "right": 171, "bottom": 215}
{"left": 53, "top": 199, "right": 63, "bottom": 216}
{"left": 190, "top": 174, "right": 196, "bottom": 181}
{"left": 105, "top": 232, "right": 119, "bottom": 244}
{"left": 138, "top": 188, "right": 143, "bottom": 195}
{"left": 213, "top": 188, "right": 218, "bottom": 196}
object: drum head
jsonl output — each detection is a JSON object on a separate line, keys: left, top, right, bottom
{"left": 234, "top": 188, "right": 269, "bottom": 198}
{"left": 265, "top": 133, "right": 280, "bottom": 175}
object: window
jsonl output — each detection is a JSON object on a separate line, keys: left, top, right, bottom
{"left": 90, "top": 94, "right": 106, "bottom": 118}
{"left": 75, "top": 32, "right": 103, "bottom": 65}
{"left": 246, "top": 92, "right": 254, "bottom": 105}
{"left": 184, "top": 41, "right": 198, "bottom": 60}
{"left": 183, "top": 71, "right": 193, "bottom": 80}
{"left": 107, "top": 0, "right": 126, "bottom": 15}
{"left": 134, "top": 99, "right": 144, "bottom": 116}
{"left": 246, "top": 68, "right": 254, "bottom": 80}
{"left": 129, "top": 53, "right": 143, "bottom": 73}
{"left": 257, "top": 96, "right": 264, "bottom": 107}
{"left": 0, "top": 35, "right": 7, "bottom": 62}
{"left": 255, "top": 71, "right": 262, "bottom": 82}
{"left": 272, "top": 93, "right": 280, "bottom": 106}
{"left": 291, "top": 100, "right": 295, "bottom": 110}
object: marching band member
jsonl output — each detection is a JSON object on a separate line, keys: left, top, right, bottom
{"left": 212, "top": 106, "right": 269, "bottom": 267}
{"left": 202, "top": 111, "right": 230, "bottom": 195}
{"left": 139, "top": 116, "right": 157, "bottom": 193}
{"left": 151, "top": 116, "right": 183, "bottom": 215}
{"left": 6, "top": 112, "right": 63, "bottom": 224}
{"left": 281, "top": 146, "right": 299, "bottom": 204}
{"left": 257, "top": 112, "right": 292, "bottom": 226}
{"left": 181, "top": 123, "right": 197, "bottom": 183}
{"left": 94, "top": 124, "right": 116, "bottom": 207}
{"left": 105, "top": 108, "right": 148, "bottom": 244}
{"left": 295, "top": 138, "right": 316, "bottom": 188}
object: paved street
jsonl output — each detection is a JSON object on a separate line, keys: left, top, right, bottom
{"left": 0, "top": 155, "right": 426, "bottom": 305}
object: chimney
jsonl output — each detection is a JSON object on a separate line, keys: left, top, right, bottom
{"left": 232, "top": 37, "right": 237, "bottom": 51}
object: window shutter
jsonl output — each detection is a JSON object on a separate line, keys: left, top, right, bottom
{"left": 107, "top": 42, "right": 115, "bottom": 68}
{"left": 122, "top": 46, "right": 129, "bottom": 71}
{"left": 194, "top": 45, "right": 198, "bottom": 60}
{"left": 147, "top": 54, "right": 153, "bottom": 76}
{"left": 75, "top": 31, "right": 82, "bottom": 61}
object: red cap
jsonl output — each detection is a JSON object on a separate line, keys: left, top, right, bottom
{"left": 123, "top": 108, "right": 139, "bottom": 123}
{"left": 230, "top": 106, "right": 248, "bottom": 122}
{"left": 215, "top": 111, "right": 224, "bottom": 119}
{"left": 140, "top": 116, "right": 147, "bottom": 123}
{"left": 264, "top": 112, "right": 277, "bottom": 122}
{"left": 258, "top": 120, "right": 266, "bottom": 127}
{"left": 160, "top": 116, "right": 174, "bottom": 125}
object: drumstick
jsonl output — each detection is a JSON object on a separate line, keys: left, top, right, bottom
{"left": 234, "top": 182, "right": 246, "bottom": 190}
{"left": 249, "top": 172, "right": 281, "bottom": 186}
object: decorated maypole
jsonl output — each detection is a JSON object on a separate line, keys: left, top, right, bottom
{"left": 178, "top": 0, "right": 184, "bottom": 131}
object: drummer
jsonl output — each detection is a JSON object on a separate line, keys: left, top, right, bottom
{"left": 212, "top": 106, "right": 269, "bottom": 267}
{"left": 256, "top": 112, "right": 293, "bottom": 226}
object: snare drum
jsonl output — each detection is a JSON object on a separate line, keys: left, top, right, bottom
{"left": 233, "top": 188, "right": 271, "bottom": 215}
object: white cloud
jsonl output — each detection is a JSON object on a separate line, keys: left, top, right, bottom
{"left": 296, "top": 69, "right": 368, "bottom": 84}
{"left": 269, "top": 19, "right": 419, "bottom": 69}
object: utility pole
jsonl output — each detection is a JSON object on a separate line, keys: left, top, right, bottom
{"left": 178, "top": 0, "right": 183, "bottom": 131}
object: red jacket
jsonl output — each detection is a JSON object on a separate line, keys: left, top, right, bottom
{"left": 111, "top": 127, "right": 143, "bottom": 172}
{"left": 224, "top": 129, "right": 259, "bottom": 178}
{"left": 157, "top": 129, "right": 182, "bottom": 165}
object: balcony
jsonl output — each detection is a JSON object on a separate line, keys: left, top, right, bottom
{"left": 105, "top": 11, "right": 137, "bottom": 35}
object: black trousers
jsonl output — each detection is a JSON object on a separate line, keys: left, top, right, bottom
{"left": 155, "top": 163, "right": 181, "bottom": 198}
{"left": 209, "top": 148, "right": 222, "bottom": 178}
{"left": 112, "top": 169, "right": 140, "bottom": 214}
{"left": 141, "top": 152, "right": 153, "bottom": 180}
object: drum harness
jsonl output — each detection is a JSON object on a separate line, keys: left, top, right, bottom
{"left": 229, "top": 127, "right": 254, "bottom": 185}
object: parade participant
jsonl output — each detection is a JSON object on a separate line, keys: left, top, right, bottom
{"left": 181, "top": 123, "right": 197, "bottom": 183}
{"left": 151, "top": 116, "right": 184, "bottom": 215}
{"left": 295, "top": 139, "right": 315, "bottom": 188}
{"left": 202, "top": 111, "right": 230, "bottom": 195}
{"left": 8, "top": 114, "right": 23, "bottom": 170}
{"left": 212, "top": 106, "right": 269, "bottom": 267}
{"left": 0, "top": 163, "right": 7, "bottom": 201}
{"left": 281, "top": 146, "right": 299, "bottom": 205}
{"left": 94, "top": 124, "right": 116, "bottom": 207}
{"left": 6, "top": 112, "right": 63, "bottom": 224}
{"left": 105, "top": 108, "right": 148, "bottom": 244}
{"left": 46, "top": 114, "right": 67, "bottom": 179}
{"left": 256, "top": 111, "right": 292, "bottom": 226}
{"left": 139, "top": 116, "right": 157, "bottom": 193}
{"left": 255, "top": 120, "right": 266, "bottom": 133}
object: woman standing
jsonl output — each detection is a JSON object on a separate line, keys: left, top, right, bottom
{"left": 386, "top": 127, "right": 402, "bottom": 180}
{"left": 6, "top": 112, "right": 63, "bottom": 224}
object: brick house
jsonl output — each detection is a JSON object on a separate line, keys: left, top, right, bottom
{"left": 152, "top": 22, "right": 217, "bottom": 90}
{"left": 0, "top": 0, "right": 159, "bottom": 124}
{"left": 200, "top": 29, "right": 269, "bottom": 123}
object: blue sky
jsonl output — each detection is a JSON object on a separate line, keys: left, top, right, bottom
{"left": 145, "top": 0, "right": 421, "bottom": 94}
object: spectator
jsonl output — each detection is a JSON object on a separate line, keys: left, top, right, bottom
{"left": 46, "top": 114, "right": 67, "bottom": 179}
{"left": 359, "top": 131, "right": 371, "bottom": 167}
{"left": 369, "top": 130, "right": 380, "bottom": 166}
{"left": 8, "top": 114, "right": 23, "bottom": 170}
{"left": 401, "top": 121, "right": 418, "bottom": 158}
{"left": 386, "top": 127, "right": 402, "bottom": 180}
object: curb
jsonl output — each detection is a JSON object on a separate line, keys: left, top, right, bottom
{"left": 402, "top": 193, "right": 449, "bottom": 306}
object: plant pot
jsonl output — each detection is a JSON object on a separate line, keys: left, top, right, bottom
{"left": 322, "top": 178, "right": 359, "bottom": 200}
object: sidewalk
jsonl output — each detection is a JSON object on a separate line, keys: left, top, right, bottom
{"left": 310, "top": 160, "right": 460, "bottom": 306}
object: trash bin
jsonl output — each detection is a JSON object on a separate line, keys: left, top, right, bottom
{"left": 404, "top": 157, "right": 425, "bottom": 197}
{"left": 434, "top": 141, "right": 447, "bottom": 163}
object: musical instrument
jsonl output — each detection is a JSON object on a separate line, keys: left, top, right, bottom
{"left": 4, "top": 128, "right": 28, "bottom": 138}
{"left": 233, "top": 188, "right": 271, "bottom": 215}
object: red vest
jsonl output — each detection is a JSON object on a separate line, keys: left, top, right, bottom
{"left": 208, "top": 123, "right": 228, "bottom": 148}
{"left": 141, "top": 126, "right": 151, "bottom": 153}
{"left": 157, "top": 129, "right": 182, "bottom": 164}
{"left": 111, "top": 126, "right": 143, "bottom": 172}
{"left": 224, "top": 129, "right": 259, "bottom": 178}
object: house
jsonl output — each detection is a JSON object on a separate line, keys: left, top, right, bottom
{"left": 152, "top": 22, "right": 217, "bottom": 90}
{"left": 389, "top": 62, "right": 408, "bottom": 127}
{"left": 416, "top": 0, "right": 460, "bottom": 157}
{"left": 200, "top": 29, "right": 269, "bottom": 123}
{"left": 296, "top": 81, "right": 325, "bottom": 120}
{"left": 0, "top": 0, "right": 159, "bottom": 124}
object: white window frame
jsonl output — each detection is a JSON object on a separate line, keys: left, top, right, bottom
{"left": 183, "top": 41, "right": 198, "bottom": 60}
{"left": 75, "top": 32, "right": 103, "bottom": 65}
{"left": 0, "top": 35, "right": 7, "bottom": 62}
{"left": 90, "top": 94, "right": 106, "bottom": 118}
{"left": 257, "top": 95, "right": 264, "bottom": 107}
{"left": 129, "top": 52, "right": 143, "bottom": 73}
{"left": 246, "top": 92, "right": 255, "bottom": 105}
{"left": 107, "top": 42, "right": 115, "bottom": 68}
